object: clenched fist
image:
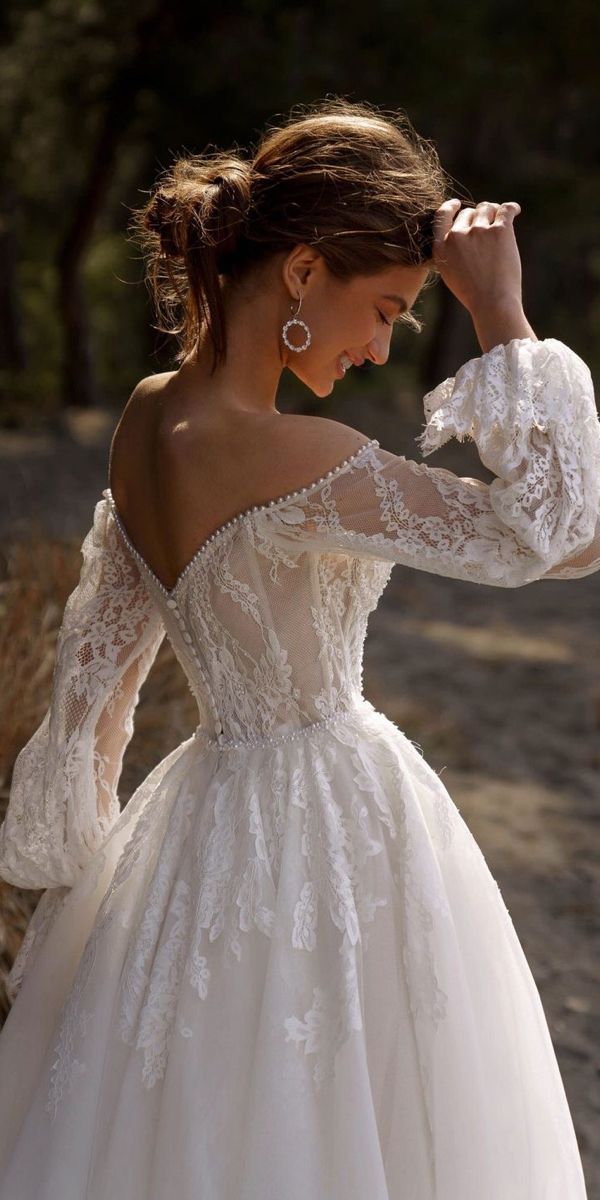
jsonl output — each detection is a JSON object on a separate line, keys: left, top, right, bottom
{"left": 433, "top": 199, "right": 523, "bottom": 317}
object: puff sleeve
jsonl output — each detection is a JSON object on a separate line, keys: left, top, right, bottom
{"left": 0, "top": 495, "right": 165, "bottom": 890}
{"left": 260, "top": 337, "right": 600, "bottom": 587}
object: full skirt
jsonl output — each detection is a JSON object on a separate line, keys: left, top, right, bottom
{"left": 0, "top": 700, "right": 588, "bottom": 1199}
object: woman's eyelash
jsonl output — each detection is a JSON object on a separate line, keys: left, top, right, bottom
{"left": 377, "top": 310, "right": 392, "bottom": 326}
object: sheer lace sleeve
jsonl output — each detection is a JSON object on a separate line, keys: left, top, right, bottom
{"left": 0, "top": 496, "right": 165, "bottom": 890}
{"left": 260, "top": 337, "right": 600, "bottom": 587}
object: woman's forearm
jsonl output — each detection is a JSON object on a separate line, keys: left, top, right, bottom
{"left": 471, "top": 302, "right": 538, "bottom": 354}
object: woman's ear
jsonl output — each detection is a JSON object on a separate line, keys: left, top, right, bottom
{"left": 281, "top": 243, "right": 323, "bottom": 299}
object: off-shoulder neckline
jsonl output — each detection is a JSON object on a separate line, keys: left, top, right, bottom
{"left": 103, "top": 437, "right": 379, "bottom": 601}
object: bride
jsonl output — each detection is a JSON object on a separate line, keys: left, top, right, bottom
{"left": 0, "top": 97, "right": 596, "bottom": 1199}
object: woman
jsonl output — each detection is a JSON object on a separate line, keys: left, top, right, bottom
{"left": 0, "top": 97, "right": 597, "bottom": 1199}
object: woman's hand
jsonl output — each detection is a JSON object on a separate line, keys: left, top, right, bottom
{"left": 433, "top": 199, "right": 523, "bottom": 316}
{"left": 432, "top": 198, "right": 537, "bottom": 352}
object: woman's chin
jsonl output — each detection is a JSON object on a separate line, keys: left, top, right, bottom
{"left": 297, "top": 376, "right": 334, "bottom": 398}
{"left": 291, "top": 364, "right": 340, "bottom": 398}
{"left": 313, "top": 370, "right": 342, "bottom": 397}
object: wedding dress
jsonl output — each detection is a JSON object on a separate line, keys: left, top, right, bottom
{"left": 0, "top": 336, "right": 598, "bottom": 1200}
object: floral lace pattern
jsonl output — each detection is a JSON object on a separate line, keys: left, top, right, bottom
{"left": 0, "top": 336, "right": 598, "bottom": 1149}
{"left": 41, "top": 701, "right": 457, "bottom": 1113}
{"left": 259, "top": 340, "right": 600, "bottom": 588}
{"left": 0, "top": 504, "right": 165, "bottom": 891}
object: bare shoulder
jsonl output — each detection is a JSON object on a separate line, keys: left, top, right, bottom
{"left": 109, "top": 391, "right": 374, "bottom": 525}
{"left": 111, "top": 374, "right": 166, "bottom": 438}
{"left": 268, "top": 415, "right": 373, "bottom": 484}
{"left": 135, "top": 371, "right": 175, "bottom": 391}
{"left": 126, "top": 373, "right": 173, "bottom": 408}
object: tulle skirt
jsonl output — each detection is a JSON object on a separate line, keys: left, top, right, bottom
{"left": 0, "top": 700, "right": 588, "bottom": 1199}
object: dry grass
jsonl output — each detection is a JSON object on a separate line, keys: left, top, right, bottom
{"left": 0, "top": 532, "right": 82, "bottom": 1020}
{"left": 0, "top": 534, "right": 80, "bottom": 789}
{"left": 0, "top": 531, "right": 196, "bottom": 1019}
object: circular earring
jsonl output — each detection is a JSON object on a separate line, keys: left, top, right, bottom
{"left": 281, "top": 293, "right": 312, "bottom": 353}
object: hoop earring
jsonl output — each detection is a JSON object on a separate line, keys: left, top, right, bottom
{"left": 281, "top": 293, "right": 312, "bottom": 353}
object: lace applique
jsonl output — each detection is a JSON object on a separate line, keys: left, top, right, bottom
{"left": 41, "top": 748, "right": 196, "bottom": 1117}
{"left": 4, "top": 336, "right": 598, "bottom": 1113}
{"left": 116, "top": 785, "right": 196, "bottom": 1074}
{"left": 45, "top": 911, "right": 111, "bottom": 1122}
{"left": 284, "top": 940, "right": 363, "bottom": 1094}
{"left": 0, "top": 499, "right": 165, "bottom": 894}
{"left": 5, "top": 887, "right": 70, "bottom": 1003}
{"left": 129, "top": 878, "right": 193, "bottom": 1088}
{"left": 292, "top": 881, "right": 318, "bottom": 951}
{"left": 259, "top": 339, "right": 600, "bottom": 589}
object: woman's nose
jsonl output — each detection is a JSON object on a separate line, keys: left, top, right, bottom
{"left": 366, "top": 334, "right": 391, "bottom": 366}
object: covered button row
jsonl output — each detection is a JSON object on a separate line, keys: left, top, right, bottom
{"left": 167, "top": 597, "right": 225, "bottom": 740}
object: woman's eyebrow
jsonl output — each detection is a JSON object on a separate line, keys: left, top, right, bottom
{"left": 381, "top": 293, "right": 408, "bottom": 312}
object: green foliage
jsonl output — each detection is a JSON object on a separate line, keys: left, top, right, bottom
{"left": 2, "top": 0, "right": 598, "bottom": 422}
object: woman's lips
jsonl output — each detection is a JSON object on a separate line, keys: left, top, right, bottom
{"left": 335, "top": 353, "right": 366, "bottom": 378}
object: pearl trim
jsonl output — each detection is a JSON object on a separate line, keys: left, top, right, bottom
{"left": 104, "top": 437, "right": 379, "bottom": 599}
{"left": 194, "top": 699, "right": 368, "bottom": 752}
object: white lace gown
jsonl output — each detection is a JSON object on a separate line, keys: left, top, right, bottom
{"left": 0, "top": 336, "right": 599, "bottom": 1200}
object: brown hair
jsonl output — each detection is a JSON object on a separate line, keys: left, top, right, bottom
{"left": 128, "top": 97, "right": 456, "bottom": 373}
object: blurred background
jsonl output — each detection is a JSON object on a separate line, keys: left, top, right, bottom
{"left": 0, "top": 0, "right": 599, "bottom": 1188}
{"left": 0, "top": 0, "right": 599, "bottom": 426}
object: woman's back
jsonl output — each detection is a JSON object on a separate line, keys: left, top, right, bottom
{"left": 108, "top": 374, "right": 369, "bottom": 593}
{"left": 0, "top": 92, "right": 596, "bottom": 1200}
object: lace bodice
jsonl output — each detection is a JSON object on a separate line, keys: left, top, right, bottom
{"left": 1, "top": 335, "right": 599, "bottom": 891}
{"left": 105, "top": 436, "right": 393, "bottom": 750}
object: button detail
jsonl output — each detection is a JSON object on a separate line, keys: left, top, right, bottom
{"left": 193, "top": 701, "right": 370, "bottom": 753}
{"left": 105, "top": 438, "right": 378, "bottom": 601}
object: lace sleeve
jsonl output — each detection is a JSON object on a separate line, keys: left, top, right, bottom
{"left": 259, "top": 337, "right": 600, "bottom": 587}
{"left": 0, "top": 496, "right": 165, "bottom": 890}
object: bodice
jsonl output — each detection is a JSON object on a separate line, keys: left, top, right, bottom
{"left": 104, "top": 440, "right": 393, "bottom": 747}
{"left": 3, "top": 334, "right": 600, "bottom": 892}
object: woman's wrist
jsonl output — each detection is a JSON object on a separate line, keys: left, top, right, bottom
{"left": 470, "top": 302, "right": 538, "bottom": 354}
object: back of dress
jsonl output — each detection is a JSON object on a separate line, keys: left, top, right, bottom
{"left": 2, "top": 333, "right": 599, "bottom": 891}
{"left": 0, "top": 335, "right": 597, "bottom": 1200}
{"left": 107, "top": 438, "right": 395, "bottom": 749}
{"left": 108, "top": 333, "right": 600, "bottom": 754}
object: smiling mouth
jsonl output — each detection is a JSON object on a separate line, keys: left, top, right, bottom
{"left": 339, "top": 352, "right": 367, "bottom": 372}
{"left": 338, "top": 353, "right": 369, "bottom": 374}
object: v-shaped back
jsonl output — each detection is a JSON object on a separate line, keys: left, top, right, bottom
{"left": 98, "top": 335, "right": 600, "bottom": 747}
{"left": 105, "top": 439, "right": 379, "bottom": 598}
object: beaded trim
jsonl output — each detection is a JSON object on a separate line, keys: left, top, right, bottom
{"left": 193, "top": 700, "right": 367, "bottom": 752}
{"left": 104, "top": 437, "right": 379, "bottom": 599}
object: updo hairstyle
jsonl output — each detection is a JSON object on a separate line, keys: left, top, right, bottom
{"left": 128, "top": 97, "right": 454, "bottom": 373}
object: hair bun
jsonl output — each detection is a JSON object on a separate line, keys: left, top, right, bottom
{"left": 144, "top": 155, "right": 253, "bottom": 264}
{"left": 203, "top": 159, "right": 253, "bottom": 269}
{"left": 130, "top": 98, "right": 451, "bottom": 375}
{"left": 145, "top": 192, "right": 182, "bottom": 257}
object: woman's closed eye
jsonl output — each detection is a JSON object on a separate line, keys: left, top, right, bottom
{"left": 377, "top": 310, "right": 404, "bottom": 327}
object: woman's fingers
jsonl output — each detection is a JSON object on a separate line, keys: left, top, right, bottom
{"left": 492, "top": 201, "right": 521, "bottom": 225}
{"left": 465, "top": 201, "right": 522, "bottom": 228}
{"left": 436, "top": 199, "right": 522, "bottom": 234}
{"left": 433, "top": 198, "right": 462, "bottom": 241}
{"left": 469, "top": 201, "right": 501, "bottom": 228}
{"left": 431, "top": 198, "right": 524, "bottom": 314}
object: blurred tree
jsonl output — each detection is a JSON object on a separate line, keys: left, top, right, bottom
{"left": 0, "top": 182, "right": 26, "bottom": 391}
{"left": 57, "top": 0, "right": 180, "bottom": 408}
{"left": 0, "top": 0, "right": 597, "bottom": 425}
